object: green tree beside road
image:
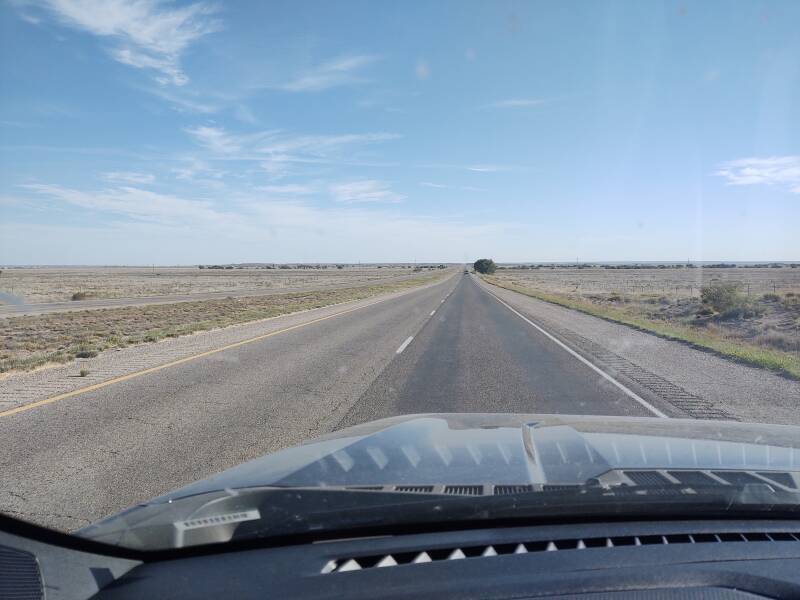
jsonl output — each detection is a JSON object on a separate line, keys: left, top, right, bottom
{"left": 473, "top": 259, "right": 497, "bottom": 274}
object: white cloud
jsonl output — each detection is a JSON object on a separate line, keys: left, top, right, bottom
{"left": 414, "top": 162, "right": 528, "bottom": 173}
{"left": 184, "top": 125, "right": 252, "bottom": 154}
{"left": 277, "top": 55, "right": 379, "bottom": 92}
{"left": 2, "top": 197, "right": 526, "bottom": 264}
{"left": 259, "top": 157, "right": 293, "bottom": 180}
{"left": 22, "top": 183, "right": 235, "bottom": 225}
{"left": 466, "top": 164, "right": 507, "bottom": 173}
{"left": 256, "top": 184, "right": 316, "bottom": 195}
{"left": 170, "top": 158, "right": 218, "bottom": 180}
{"left": 141, "top": 82, "right": 220, "bottom": 113}
{"left": 17, "top": 10, "right": 42, "bottom": 25}
{"left": 104, "top": 171, "right": 155, "bottom": 184}
{"left": 329, "top": 180, "right": 405, "bottom": 204}
{"left": 184, "top": 126, "right": 400, "bottom": 181}
{"left": 9, "top": 181, "right": 529, "bottom": 264}
{"left": 715, "top": 156, "right": 800, "bottom": 194}
{"left": 420, "top": 182, "right": 486, "bottom": 192}
{"left": 185, "top": 125, "right": 400, "bottom": 159}
{"left": 256, "top": 132, "right": 400, "bottom": 157}
{"left": 489, "top": 98, "right": 546, "bottom": 109}
{"left": 233, "top": 104, "right": 257, "bottom": 124}
{"left": 32, "top": 0, "right": 220, "bottom": 85}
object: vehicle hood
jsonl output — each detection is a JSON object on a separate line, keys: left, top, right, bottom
{"left": 153, "top": 413, "right": 800, "bottom": 501}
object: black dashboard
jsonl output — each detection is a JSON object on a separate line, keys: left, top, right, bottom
{"left": 3, "top": 518, "right": 800, "bottom": 599}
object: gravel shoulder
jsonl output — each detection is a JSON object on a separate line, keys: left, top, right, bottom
{"left": 479, "top": 277, "right": 800, "bottom": 425}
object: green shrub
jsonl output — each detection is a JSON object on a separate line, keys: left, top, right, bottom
{"left": 762, "top": 293, "right": 780, "bottom": 302}
{"left": 700, "top": 282, "right": 744, "bottom": 312}
{"left": 74, "top": 343, "right": 98, "bottom": 358}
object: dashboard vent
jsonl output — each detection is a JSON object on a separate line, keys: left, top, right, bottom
{"left": 624, "top": 471, "right": 671, "bottom": 486}
{"left": 444, "top": 485, "right": 483, "bottom": 496}
{"left": 494, "top": 485, "right": 533, "bottom": 495}
{"left": 339, "top": 471, "right": 797, "bottom": 498}
{"left": 394, "top": 485, "right": 434, "bottom": 493}
{"left": 666, "top": 471, "right": 717, "bottom": 486}
{"left": 0, "top": 545, "right": 43, "bottom": 600}
{"left": 321, "top": 530, "right": 800, "bottom": 574}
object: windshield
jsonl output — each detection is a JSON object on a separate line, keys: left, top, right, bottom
{"left": 0, "top": 1, "right": 798, "bottom": 553}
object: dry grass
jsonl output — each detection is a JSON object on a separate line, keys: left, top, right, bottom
{"left": 0, "top": 273, "right": 448, "bottom": 373}
{"left": 493, "top": 266, "right": 800, "bottom": 297}
{"left": 0, "top": 265, "right": 428, "bottom": 304}
{"left": 485, "top": 269, "right": 800, "bottom": 380}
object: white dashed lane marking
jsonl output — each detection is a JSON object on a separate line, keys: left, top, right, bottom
{"left": 396, "top": 336, "right": 414, "bottom": 354}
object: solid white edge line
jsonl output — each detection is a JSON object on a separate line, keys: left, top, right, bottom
{"left": 485, "top": 289, "right": 668, "bottom": 418}
{"left": 396, "top": 336, "right": 414, "bottom": 354}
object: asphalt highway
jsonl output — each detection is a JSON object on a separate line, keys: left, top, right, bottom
{"left": 0, "top": 273, "right": 660, "bottom": 530}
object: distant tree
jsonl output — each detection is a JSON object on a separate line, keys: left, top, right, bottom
{"left": 473, "top": 258, "right": 497, "bottom": 274}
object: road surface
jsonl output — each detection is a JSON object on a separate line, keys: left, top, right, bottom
{"left": 0, "top": 273, "right": 673, "bottom": 530}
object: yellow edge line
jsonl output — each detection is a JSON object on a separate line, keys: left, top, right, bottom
{"left": 0, "top": 283, "right": 441, "bottom": 419}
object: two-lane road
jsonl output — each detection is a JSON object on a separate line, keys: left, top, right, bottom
{"left": 0, "top": 272, "right": 662, "bottom": 530}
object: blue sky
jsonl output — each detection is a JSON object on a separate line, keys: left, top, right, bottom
{"left": 1, "top": 0, "right": 798, "bottom": 264}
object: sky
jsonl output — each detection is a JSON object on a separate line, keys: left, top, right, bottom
{"left": 1, "top": 0, "right": 799, "bottom": 265}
